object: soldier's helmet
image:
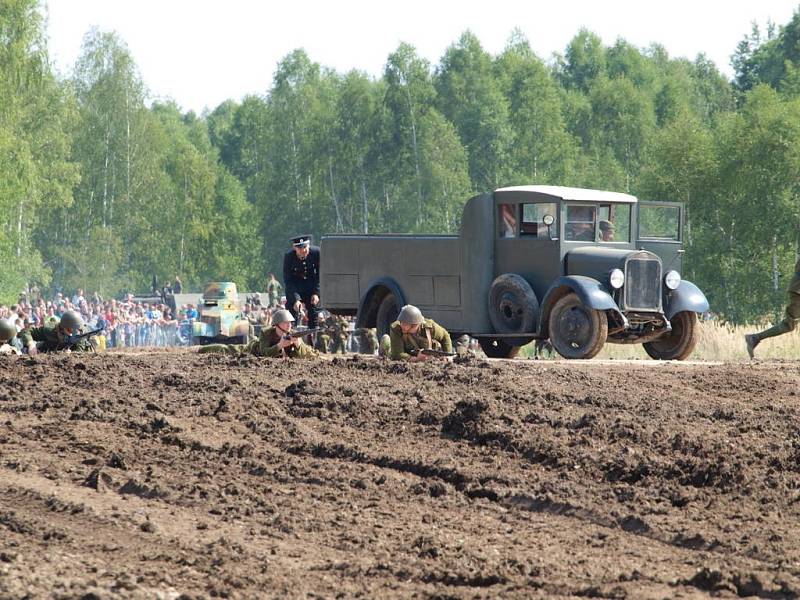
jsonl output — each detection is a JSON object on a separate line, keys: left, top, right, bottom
{"left": 397, "top": 304, "right": 424, "bottom": 325}
{"left": 0, "top": 319, "right": 16, "bottom": 343}
{"left": 599, "top": 219, "right": 615, "bottom": 232}
{"left": 271, "top": 309, "right": 295, "bottom": 326}
{"left": 59, "top": 310, "right": 84, "bottom": 331}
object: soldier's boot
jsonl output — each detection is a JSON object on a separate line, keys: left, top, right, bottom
{"left": 747, "top": 318, "right": 795, "bottom": 359}
{"left": 744, "top": 334, "right": 759, "bottom": 359}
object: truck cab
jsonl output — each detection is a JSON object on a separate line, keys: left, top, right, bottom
{"left": 488, "top": 186, "right": 706, "bottom": 359}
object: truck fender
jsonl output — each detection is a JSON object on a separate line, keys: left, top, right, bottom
{"left": 664, "top": 280, "right": 709, "bottom": 319}
{"left": 539, "top": 276, "right": 623, "bottom": 338}
{"left": 356, "top": 277, "right": 407, "bottom": 329}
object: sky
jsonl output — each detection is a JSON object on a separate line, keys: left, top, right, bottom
{"left": 44, "top": 1, "right": 798, "bottom": 115}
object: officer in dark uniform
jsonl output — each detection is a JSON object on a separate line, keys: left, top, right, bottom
{"left": 283, "top": 235, "right": 321, "bottom": 326}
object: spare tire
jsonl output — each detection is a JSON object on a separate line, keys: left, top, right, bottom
{"left": 488, "top": 274, "right": 539, "bottom": 334}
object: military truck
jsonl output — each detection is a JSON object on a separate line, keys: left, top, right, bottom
{"left": 320, "top": 185, "right": 709, "bottom": 360}
{"left": 192, "top": 282, "right": 251, "bottom": 345}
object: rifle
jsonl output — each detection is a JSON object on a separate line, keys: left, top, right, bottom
{"left": 283, "top": 327, "right": 322, "bottom": 340}
{"left": 410, "top": 348, "right": 456, "bottom": 358}
{"left": 64, "top": 328, "right": 105, "bottom": 350}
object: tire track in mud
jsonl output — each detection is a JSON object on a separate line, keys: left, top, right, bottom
{"left": 285, "top": 436, "right": 795, "bottom": 586}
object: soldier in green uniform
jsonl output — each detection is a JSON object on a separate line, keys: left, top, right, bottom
{"left": 266, "top": 273, "right": 283, "bottom": 309}
{"left": 746, "top": 257, "right": 800, "bottom": 358}
{"left": 389, "top": 304, "right": 453, "bottom": 362}
{"left": 355, "top": 327, "right": 379, "bottom": 354}
{"left": 314, "top": 314, "right": 331, "bottom": 353}
{"left": 19, "top": 310, "right": 92, "bottom": 355}
{"left": 329, "top": 315, "right": 349, "bottom": 354}
{"left": 0, "top": 319, "right": 20, "bottom": 355}
{"left": 198, "top": 309, "right": 317, "bottom": 358}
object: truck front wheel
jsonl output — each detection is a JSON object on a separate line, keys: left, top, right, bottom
{"left": 478, "top": 339, "right": 521, "bottom": 359}
{"left": 548, "top": 293, "right": 608, "bottom": 359}
{"left": 643, "top": 311, "right": 698, "bottom": 360}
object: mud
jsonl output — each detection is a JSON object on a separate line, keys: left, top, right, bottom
{"left": 1, "top": 352, "right": 800, "bottom": 598}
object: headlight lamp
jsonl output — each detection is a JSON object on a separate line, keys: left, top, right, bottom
{"left": 665, "top": 270, "right": 681, "bottom": 290}
{"left": 609, "top": 268, "right": 625, "bottom": 289}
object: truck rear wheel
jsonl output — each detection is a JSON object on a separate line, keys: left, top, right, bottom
{"left": 478, "top": 339, "right": 521, "bottom": 359}
{"left": 376, "top": 293, "right": 399, "bottom": 337}
{"left": 643, "top": 311, "right": 698, "bottom": 360}
{"left": 548, "top": 293, "right": 607, "bottom": 359}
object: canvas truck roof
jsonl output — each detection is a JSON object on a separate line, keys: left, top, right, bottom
{"left": 495, "top": 185, "right": 638, "bottom": 204}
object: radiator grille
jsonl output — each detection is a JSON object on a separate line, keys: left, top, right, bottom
{"left": 624, "top": 256, "right": 662, "bottom": 311}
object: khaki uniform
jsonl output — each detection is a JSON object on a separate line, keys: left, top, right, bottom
{"left": 356, "top": 328, "right": 379, "bottom": 354}
{"left": 19, "top": 325, "right": 92, "bottom": 353}
{"left": 753, "top": 257, "right": 800, "bottom": 342}
{"left": 388, "top": 318, "right": 452, "bottom": 361}
{"left": 315, "top": 332, "right": 331, "bottom": 353}
{"left": 267, "top": 279, "right": 283, "bottom": 308}
{"left": 199, "top": 326, "right": 317, "bottom": 358}
{"left": 329, "top": 317, "right": 349, "bottom": 354}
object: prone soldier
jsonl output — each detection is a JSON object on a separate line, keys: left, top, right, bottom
{"left": 0, "top": 319, "right": 20, "bottom": 355}
{"left": 355, "top": 327, "right": 379, "bottom": 354}
{"left": 389, "top": 304, "right": 453, "bottom": 362}
{"left": 314, "top": 314, "right": 331, "bottom": 353}
{"left": 329, "top": 315, "right": 349, "bottom": 354}
{"left": 19, "top": 310, "right": 93, "bottom": 354}
{"left": 199, "top": 309, "right": 317, "bottom": 358}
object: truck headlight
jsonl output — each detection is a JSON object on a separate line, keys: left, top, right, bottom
{"left": 609, "top": 268, "right": 624, "bottom": 289}
{"left": 665, "top": 270, "right": 681, "bottom": 290}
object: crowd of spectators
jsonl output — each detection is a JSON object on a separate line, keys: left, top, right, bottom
{"left": 0, "top": 286, "right": 200, "bottom": 349}
{"left": 0, "top": 282, "right": 360, "bottom": 351}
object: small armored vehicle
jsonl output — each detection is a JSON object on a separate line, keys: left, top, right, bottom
{"left": 192, "top": 282, "right": 251, "bottom": 345}
{"left": 320, "top": 185, "right": 708, "bottom": 360}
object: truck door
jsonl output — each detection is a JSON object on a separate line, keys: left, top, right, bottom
{"left": 635, "top": 201, "right": 684, "bottom": 272}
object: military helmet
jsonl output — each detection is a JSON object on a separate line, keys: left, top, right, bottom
{"left": 59, "top": 310, "right": 84, "bottom": 331}
{"left": 599, "top": 219, "right": 614, "bottom": 232}
{"left": 271, "top": 309, "right": 295, "bottom": 326}
{"left": 0, "top": 319, "right": 16, "bottom": 343}
{"left": 397, "top": 304, "right": 424, "bottom": 325}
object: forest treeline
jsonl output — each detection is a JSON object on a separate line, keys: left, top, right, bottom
{"left": 2, "top": 0, "right": 800, "bottom": 322}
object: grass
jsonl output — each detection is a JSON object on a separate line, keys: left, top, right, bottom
{"left": 518, "top": 319, "right": 800, "bottom": 361}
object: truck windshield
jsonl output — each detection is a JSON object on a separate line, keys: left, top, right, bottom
{"left": 565, "top": 205, "right": 596, "bottom": 241}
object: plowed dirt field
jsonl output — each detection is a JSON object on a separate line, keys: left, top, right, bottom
{"left": 1, "top": 352, "right": 799, "bottom": 599}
